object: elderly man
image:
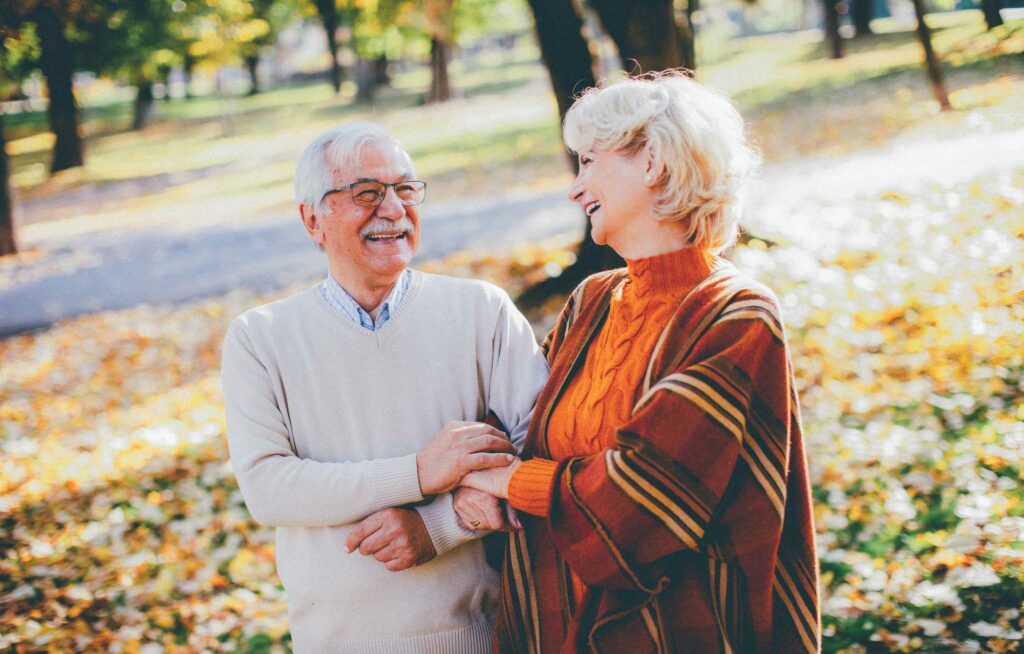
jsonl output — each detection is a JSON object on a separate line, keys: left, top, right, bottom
{"left": 221, "top": 122, "right": 548, "bottom": 652}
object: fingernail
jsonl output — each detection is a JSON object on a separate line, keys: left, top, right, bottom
{"left": 505, "top": 454, "right": 515, "bottom": 461}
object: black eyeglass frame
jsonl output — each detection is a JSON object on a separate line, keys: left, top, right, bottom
{"left": 320, "top": 180, "right": 427, "bottom": 207}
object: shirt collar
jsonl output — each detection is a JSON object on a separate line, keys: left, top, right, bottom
{"left": 320, "top": 269, "right": 411, "bottom": 331}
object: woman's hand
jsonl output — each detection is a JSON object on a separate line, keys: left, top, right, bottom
{"left": 453, "top": 487, "right": 522, "bottom": 531}
{"left": 460, "top": 458, "right": 521, "bottom": 500}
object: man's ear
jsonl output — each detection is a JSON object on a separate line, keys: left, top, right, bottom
{"left": 299, "top": 203, "right": 325, "bottom": 246}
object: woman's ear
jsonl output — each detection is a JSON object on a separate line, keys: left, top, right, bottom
{"left": 643, "top": 145, "right": 663, "bottom": 187}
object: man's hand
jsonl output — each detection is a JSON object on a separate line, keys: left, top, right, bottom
{"left": 416, "top": 421, "right": 516, "bottom": 495}
{"left": 453, "top": 487, "right": 522, "bottom": 531}
{"left": 345, "top": 508, "right": 437, "bottom": 571}
{"left": 460, "top": 458, "right": 521, "bottom": 500}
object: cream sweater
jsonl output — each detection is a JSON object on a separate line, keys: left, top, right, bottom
{"left": 221, "top": 271, "right": 548, "bottom": 653}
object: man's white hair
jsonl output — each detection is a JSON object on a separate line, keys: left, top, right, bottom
{"left": 563, "top": 71, "right": 760, "bottom": 253}
{"left": 294, "top": 122, "right": 409, "bottom": 214}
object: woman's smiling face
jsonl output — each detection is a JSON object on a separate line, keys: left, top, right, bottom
{"left": 567, "top": 147, "right": 652, "bottom": 252}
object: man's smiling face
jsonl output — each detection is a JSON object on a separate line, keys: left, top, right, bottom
{"left": 312, "top": 143, "right": 421, "bottom": 297}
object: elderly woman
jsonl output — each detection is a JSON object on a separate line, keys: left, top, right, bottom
{"left": 460, "top": 73, "right": 821, "bottom": 653}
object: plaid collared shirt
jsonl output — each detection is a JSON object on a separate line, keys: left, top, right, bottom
{"left": 319, "top": 269, "right": 412, "bottom": 331}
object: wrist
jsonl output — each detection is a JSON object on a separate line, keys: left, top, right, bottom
{"left": 506, "top": 458, "right": 558, "bottom": 516}
{"left": 501, "top": 459, "right": 522, "bottom": 499}
{"left": 415, "top": 452, "right": 431, "bottom": 495}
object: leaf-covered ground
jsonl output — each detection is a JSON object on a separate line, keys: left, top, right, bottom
{"left": 737, "top": 170, "right": 1024, "bottom": 653}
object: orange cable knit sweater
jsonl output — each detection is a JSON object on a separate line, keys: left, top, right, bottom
{"left": 508, "top": 246, "right": 719, "bottom": 516}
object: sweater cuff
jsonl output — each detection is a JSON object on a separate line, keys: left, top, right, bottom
{"left": 507, "top": 458, "right": 559, "bottom": 517}
{"left": 370, "top": 453, "right": 423, "bottom": 509}
{"left": 414, "top": 493, "right": 479, "bottom": 556}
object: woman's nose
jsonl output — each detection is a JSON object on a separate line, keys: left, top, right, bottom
{"left": 567, "top": 175, "right": 584, "bottom": 202}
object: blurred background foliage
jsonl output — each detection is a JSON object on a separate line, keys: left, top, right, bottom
{"left": 1, "top": 0, "right": 1022, "bottom": 651}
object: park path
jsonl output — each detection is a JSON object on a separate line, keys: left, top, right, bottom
{"left": 1, "top": 125, "right": 1022, "bottom": 338}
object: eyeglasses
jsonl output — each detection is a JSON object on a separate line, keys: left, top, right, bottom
{"left": 321, "top": 180, "right": 427, "bottom": 207}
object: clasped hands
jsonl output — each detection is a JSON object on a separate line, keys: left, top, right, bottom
{"left": 345, "top": 420, "right": 522, "bottom": 571}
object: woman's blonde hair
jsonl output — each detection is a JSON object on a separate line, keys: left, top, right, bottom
{"left": 563, "top": 71, "right": 760, "bottom": 253}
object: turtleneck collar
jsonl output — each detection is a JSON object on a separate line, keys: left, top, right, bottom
{"left": 625, "top": 246, "right": 719, "bottom": 297}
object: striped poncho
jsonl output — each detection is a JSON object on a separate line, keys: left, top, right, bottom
{"left": 497, "top": 264, "right": 821, "bottom": 653}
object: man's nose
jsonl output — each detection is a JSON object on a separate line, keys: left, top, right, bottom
{"left": 376, "top": 185, "right": 405, "bottom": 218}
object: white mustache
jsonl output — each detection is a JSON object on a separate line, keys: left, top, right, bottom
{"left": 360, "top": 218, "right": 415, "bottom": 238}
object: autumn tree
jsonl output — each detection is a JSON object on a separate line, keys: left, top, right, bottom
{"left": 308, "top": 0, "right": 528, "bottom": 104}
{"left": 171, "top": 1, "right": 218, "bottom": 99}
{"left": 358, "top": 0, "right": 484, "bottom": 104}
{"left": 238, "top": 0, "right": 302, "bottom": 94}
{"left": 346, "top": 0, "right": 405, "bottom": 103}
{"left": 311, "top": 0, "right": 392, "bottom": 99}
{"left": 422, "top": 0, "right": 522, "bottom": 103}
{"left": 78, "top": 0, "right": 182, "bottom": 131}
{"left": 171, "top": 0, "right": 302, "bottom": 99}
{"left": 342, "top": 0, "right": 473, "bottom": 104}
{"left": 3, "top": 0, "right": 179, "bottom": 163}
{"left": 10, "top": 1, "right": 86, "bottom": 173}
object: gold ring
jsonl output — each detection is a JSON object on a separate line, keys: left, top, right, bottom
{"left": 469, "top": 519, "right": 480, "bottom": 528}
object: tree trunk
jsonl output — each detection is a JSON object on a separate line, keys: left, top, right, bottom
{"left": 525, "top": 0, "right": 597, "bottom": 140}
{"left": 0, "top": 112, "right": 16, "bottom": 257}
{"left": 426, "top": 37, "right": 453, "bottom": 103}
{"left": 246, "top": 55, "right": 260, "bottom": 95}
{"left": 315, "top": 0, "right": 342, "bottom": 93}
{"left": 159, "top": 66, "right": 173, "bottom": 101}
{"left": 682, "top": 0, "right": 698, "bottom": 71}
{"left": 851, "top": 0, "right": 874, "bottom": 36}
{"left": 981, "top": 0, "right": 1004, "bottom": 29}
{"left": 32, "top": 3, "right": 84, "bottom": 173}
{"left": 183, "top": 52, "right": 196, "bottom": 99}
{"left": 823, "top": 0, "right": 844, "bottom": 58}
{"left": 589, "top": 0, "right": 686, "bottom": 73}
{"left": 132, "top": 78, "right": 155, "bottom": 130}
{"left": 911, "top": 0, "right": 951, "bottom": 110}
{"left": 518, "top": 0, "right": 623, "bottom": 307}
{"left": 374, "top": 54, "right": 390, "bottom": 86}
{"left": 355, "top": 57, "right": 377, "bottom": 103}
{"left": 424, "top": 0, "right": 455, "bottom": 103}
